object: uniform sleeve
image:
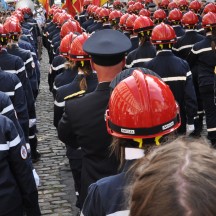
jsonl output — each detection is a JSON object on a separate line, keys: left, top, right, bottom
{"left": 13, "top": 77, "right": 29, "bottom": 143}
{"left": 15, "top": 58, "right": 36, "bottom": 120}
{"left": 57, "top": 100, "right": 79, "bottom": 148}
{"left": 81, "top": 183, "right": 106, "bottom": 216}
{"left": 54, "top": 91, "right": 65, "bottom": 128}
{"left": 125, "top": 53, "right": 133, "bottom": 69}
{"left": 0, "top": 92, "right": 26, "bottom": 145}
{"left": 6, "top": 119, "right": 41, "bottom": 216}
{"left": 24, "top": 53, "right": 34, "bottom": 79}
{"left": 184, "top": 64, "right": 198, "bottom": 124}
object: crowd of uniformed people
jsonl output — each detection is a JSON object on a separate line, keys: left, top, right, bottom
{"left": 1, "top": 0, "right": 216, "bottom": 215}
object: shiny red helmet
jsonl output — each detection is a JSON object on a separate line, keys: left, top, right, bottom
{"left": 181, "top": 11, "right": 198, "bottom": 26}
{"left": 153, "top": 9, "right": 166, "bottom": 20}
{"left": 159, "top": 0, "right": 170, "bottom": 9}
{"left": 106, "top": 70, "right": 181, "bottom": 139}
{"left": 168, "top": 9, "right": 183, "bottom": 22}
{"left": 133, "top": 16, "right": 154, "bottom": 34}
{"left": 133, "top": 2, "right": 144, "bottom": 12}
{"left": 178, "top": 0, "right": 189, "bottom": 11}
{"left": 127, "top": 0, "right": 135, "bottom": 7}
{"left": 69, "top": 33, "right": 91, "bottom": 61}
{"left": 125, "top": 14, "right": 137, "bottom": 31}
{"left": 53, "top": 12, "right": 62, "bottom": 24}
{"left": 203, "top": 3, "right": 216, "bottom": 14}
{"left": 59, "top": 32, "right": 78, "bottom": 58}
{"left": 151, "top": 23, "right": 177, "bottom": 44}
{"left": 58, "top": 13, "right": 72, "bottom": 26}
{"left": 4, "top": 19, "right": 21, "bottom": 35}
{"left": 189, "top": 0, "right": 201, "bottom": 12}
{"left": 119, "top": 13, "right": 130, "bottom": 30}
{"left": 113, "top": 0, "right": 124, "bottom": 9}
{"left": 98, "top": 8, "right": 110, "bottom": 21}
{"left": 109, "top": 10, "right": 123, "bottom": 25}
{"left": 139, "top": 8, "right": 151, "bottom": 17}
{"left": 202, "top": 12, "right": 216, "bottom": 28}
{"left": 168, "top": 2, "right": 178, "bottom": 10}
{"left": 60, "top": 20, "right": 79, "bottom": 38}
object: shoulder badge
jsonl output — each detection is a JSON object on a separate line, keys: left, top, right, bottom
{"left": 64, "top": 90, "right": 86, "bottom": 100}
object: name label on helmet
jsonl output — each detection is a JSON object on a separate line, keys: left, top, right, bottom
{"left": 121, "top": 128, "right": 135, "bottom": 134}
{"left": 162, "top": 121, "right": 174, "bottom": 130}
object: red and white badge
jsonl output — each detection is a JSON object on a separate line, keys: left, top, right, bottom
{"left": 21, "top": 145, "right": 28, "bottom": 159}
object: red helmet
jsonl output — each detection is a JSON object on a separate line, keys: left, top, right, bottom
{"left": 119, "top": 13, "right": 130, "bottom": 30}
{"left": 189, "top": 0, "right": 201, "bottom": 12}
{"left": 127, "top": 0, "right": 135, "bottom": 7}
{"left": 12, "top": 11, "right": 24, "bottom": 22}
{"left": 58, "top": 13, "right": 72, "bottom": 26}
{"left": 168, "top": 9, "right": 183, "bottom": 22}
{"left": 98, "top": 8, "right": 110, "bottom": 21}
{"left": 139, "top": 8, "right": 151, "bottom": 17}
{"left": 203, "top": 3, "right": 216, "bottom": 14}
{"left": 21, "top": 7, "right": 32, "bottom": 16}
{"left": 53, "top": 12, "right": 62, "bottom": 23}
{"left": 125, "top": 14, "right": 137, "bottom": 31}
{"left": 106, "top": 70, "right": 180, "bottom": 139}
{"left": 133, "top": 16, "right": 154, "bottom": 33}
{"left": 202, "top": 12, "right": 216, "bottom": 28}
{"left": 178, "top": 0, "right": 189, "bottom": 10}
{"left": 133, "top": 2, "right": 144, "bottom": 12}
{"left": 127, "top": 5, "right": 134, "bottom": 14}
{"left": 109, "top": 10, "right": 123, "bottom": 25}
{"left": 59, "top": 32, "right": 78, "bottom": 58}
{"left": 4, "top": 20, "right": 21, "bottom": 35}
{"left": 153, "top": 9, "right": 167, "bottom": 21}
{"left": 69, "top": 33, "right": 91, "bottom": 61}
{"left": 113, "top": 0, "right": 123, "bottom": 9}
{"left": 168, "top": 2, "right": 178, "bottom": 10}
{"left": 159, "top": 0, "right": 170, "bottom": 9}
{"left": 151, "top": 23, "right": 177, "bottom": 44}
{"left": 181, "top": 11, "right": 198, "bottom": 26}
{"left": 60, "top": 20, "right": 79, "bottom": 38}
{"left": 95, "top": 7, "right": 102, "bottom": 19}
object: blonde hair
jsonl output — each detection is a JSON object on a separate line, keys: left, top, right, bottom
{"left": 129, "top": 138, "right": 216, "bottom": 216}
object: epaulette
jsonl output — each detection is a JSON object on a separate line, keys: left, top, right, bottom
{"left": 64, "top": 90, "right": 86, "bottom": 100}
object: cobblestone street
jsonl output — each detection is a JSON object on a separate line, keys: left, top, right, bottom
{"left": 34, "top": 50, "right": 79, "bottom": 216}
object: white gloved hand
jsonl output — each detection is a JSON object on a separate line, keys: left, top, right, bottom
{"left": 33, "top": 169, "right": 40, "bottom": 188}
{"left": 186, "top": 124, "right": 195, "bottom": 135}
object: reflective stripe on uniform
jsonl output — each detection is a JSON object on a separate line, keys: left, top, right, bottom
{"left": 54, "top": 100, "right": 65, "bottom": 107}
{"left": 51, "top": 64, "right": 65, "bottom": 71}
{"left": 172, "top": 44, "right": 193, "bottom": 52}
{"left": 53, "top": 84, "right": 58, "bottom": 90}
{"left": 5, "top": 66, "right": 25, "bottom": 74}
{"left": 125, "top": 58, "right": 153, "bottom": 68}
{"left": 29, "top": 135, "right": 36, "bottom": 139}
{"left": 9, "top": 135, "right": 21, "bottom": 147}
{"left": 207, "top": 128, "right": 216, "bottom": 132}
{"left": 187, "top": 71, "right": 192, "bottom": 77}
{"left": 0, "top": 135, "right": 21, "bottom": 150}
{"left": 1, "top": 104, "right": 14, "bottom": 115}
{"left": 192, "top": 47, "right": 212, "bottom": 54}
{"left": 107, "top": 210, "right": 130, "bottom": 216}
{"left": 162, "top": 76, "right": 186, "bottom": 82}
{"left": 25, "top": 57, "right": 33, "bottom": 65}
{"left": 15, "top": 82, "right": 22, "bottom": 90}
{"left": 5, "top": 91, "right": 15, "bottom": 96}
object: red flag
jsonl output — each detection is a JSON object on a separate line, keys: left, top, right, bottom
{"left": 62, "top": 0, "right": 83, "bottom": 16}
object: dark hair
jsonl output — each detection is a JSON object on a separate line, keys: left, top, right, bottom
{"left": 129, "top": 138, "right": 216, "bottom": 216}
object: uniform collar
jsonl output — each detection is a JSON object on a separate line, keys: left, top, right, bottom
{"left": 96, "top": 82, "right": 111, "bottom": 91}
{"left": 156, "top": 49, "right": 173, "bottom": 55}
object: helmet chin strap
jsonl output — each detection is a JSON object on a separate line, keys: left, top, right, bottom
{"left": 125, "top": 147, "right": 145, "bottom": 160}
